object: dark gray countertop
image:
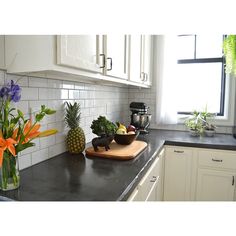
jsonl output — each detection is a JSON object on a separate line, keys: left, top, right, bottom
{"left": 1, "top": 129, "right": 236, "bottom": 201}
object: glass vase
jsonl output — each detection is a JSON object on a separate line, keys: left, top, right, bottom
{"left": 0, "top": 152, "right": 20, "bottom": 191}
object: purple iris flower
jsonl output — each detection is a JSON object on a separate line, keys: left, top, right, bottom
{"left": 9, "top": 80, "right": 21, "bottom": 102}
{"left": 0, "top": 80, "right": 21, "bottom": 102}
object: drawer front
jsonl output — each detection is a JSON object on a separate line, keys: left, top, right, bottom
{"left": 166, "top": 146, "right": 193, "bottom": 157}
{"left": 138, "top": 157, "right": 160, "bottom": 198}
{"left": 198, "top": 150, "right": 236, "bottom": 170}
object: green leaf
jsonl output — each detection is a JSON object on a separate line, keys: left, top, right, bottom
{"left": 35, "top": 113, "right": 45, "bottom": 122}
{"left": 41, "top": 105, "right": 46, "bottom": 111}
{"left": 17, "top": 109, "right": 24, "bottom": 117}
{"left": 16, "top": 142, "right": 35, "bottom": 153}
{"left": 44, "top": 108, "right": 56, "bottom": 115}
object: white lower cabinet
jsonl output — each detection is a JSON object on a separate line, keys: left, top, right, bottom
{"left": 127, "top": 148, "right": 164, "bottom": 201}
{"left": 195, "top": 149, "right": 236, "bottom": 201}
{"left": 196, "top": 168, "right": 236, "bottom": 201}
{"left": 163, "top": 146, "right": 193, "bottom": 201}
{"left": 128, "top": 146, "right": 236, "bottom": 201}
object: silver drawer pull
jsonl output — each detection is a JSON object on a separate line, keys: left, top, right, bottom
{"left": 212, "top": 158, "right": 223, "bottom": 162}
{"left": 174, "top": 150, "right": 184, "bottom": 153}
{"left": 150, "top": 176, "right": 157, "bottom": 182}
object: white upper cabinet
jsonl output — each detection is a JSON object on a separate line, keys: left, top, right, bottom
{"left": 129, "top": 35, "right": 142, "bottom": 83}
{"left": 57, "top": 35, "right": 102, "bottom": 73}
{"left": 129, "top": 35, "right": 153, "bottom": 85}
{"left": 4, "top": 35, "right": 152, "bottom": 87}
{"left": 104, "top": 35, "right": 129, "bottom": 80}
{"left": 0, "top": 35, "right": 5, "bottom": 69}
{"left": 141, "top": 35, "right": 153, "bottom": 86}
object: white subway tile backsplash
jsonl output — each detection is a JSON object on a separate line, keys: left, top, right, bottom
{"left": 74, "top": 82, "right": 85, "bottom": 90}
{"left": 62, "top": 81, "right": 74, "bottom": 89}
{"left": 0, "top": 70, "right": 130, "bottom": 168}
{"left": 60, "top": 89, "right": 69, "bottom": 99}
{"left": 47, "top": 79, "right": 63, "bottom": 88}
{"left": 55, "top": 110, "right": 65, "bottom": 122}
{"left": 29, "top": 100, "right": 48, "bottom": 113}
{"left": 84, "top": 99, "right": 94, "bottom": 108}
{"left": 7, "top": 74, "right": 29, "bottom": 87}
{"left": 29, "top": 77, "right": 48, "bottom": 88}
{"left": 55, "top": 132, "right": 66, "bottom": 144}
{"left": 18, "top": 154, "right": 32, "bottom": 170}
{"left": 69, "top": 90, "right": 80, "bottom": 99}
{"left": 80, "top": 90, "right": 89, "bottom": 99}
{"left": 40, "top": 135, "right": 56, "bottom": 149}
{"left": 20, "top": 139, "right": 40, "bottom": 155}
{"left": 32, "top": 148, "right": 49, "bottom": 165}
{"left": 21, "top": 87, "right": 39, "bottom": 100}
{"left": 49, "top": 142, "right": 67, "bottom": 158}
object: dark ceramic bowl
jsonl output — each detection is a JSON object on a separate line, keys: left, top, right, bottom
{"left": 114, "top": 131, "right": 139, "bottom": 145}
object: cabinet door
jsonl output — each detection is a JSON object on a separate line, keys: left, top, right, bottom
{"left": 164, "top": 147, "right": 193, "bottom": 201}
{"left": 0, "top": 35, "right": 5, "bottom": 69}
{"left": 141, "top": 35, "right": 153, "bottom": 86}
{"left": 146, "top": 176, "right": 159, "bottom": 201}
{"left": 57, "top": 35, "right": 102, "bottom": 73}
{"left": 156, "top": 149, "right": 165, "bottom": 201}
{"left": 129, "top": 35, "right": 142, "bottom": 83}
{"left": 104, "top": 35, "right": 129, "bottom": 80}
{"left": 196, "top": 169, "right": 236, "bottom": 201}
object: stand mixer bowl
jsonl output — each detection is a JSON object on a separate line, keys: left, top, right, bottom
{"left": 139, "top": 114, "right": 152, "bottom": 129}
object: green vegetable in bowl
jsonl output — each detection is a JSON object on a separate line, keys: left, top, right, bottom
{"left": 90, "top": 116, "right": 117, "bottom": 137}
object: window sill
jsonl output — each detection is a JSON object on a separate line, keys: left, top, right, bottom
{"left": 177, "top": 114, "right": 234, "bottom": 127}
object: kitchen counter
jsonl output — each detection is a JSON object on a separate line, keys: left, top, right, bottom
{"left": 1, "top": 129, "right": 236, "bottom": 201}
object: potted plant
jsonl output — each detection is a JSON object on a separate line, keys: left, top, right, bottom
{"left": 204, "top": 123, "right": 216, "bottom": 137}
{"left": 223, "top": 35, "right": 236, "bottom": 76}
{"left": 0, "top": 80, "right": 57, "bottom": 191}
{"left": 184, "top": 111, "right": 204, "bottom": 136}
{"left": 201, "top": 110, "right": 217, "bottom": 137}
{"left": 90, "top": 116, "right": 117, "bottom": 151}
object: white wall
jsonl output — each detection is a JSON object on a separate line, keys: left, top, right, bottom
{"left": 0, "top": 70, "right": 129, "bottom": 170}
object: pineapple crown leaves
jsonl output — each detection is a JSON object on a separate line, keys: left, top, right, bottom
{"left": 64, "top": 102, "right": 81, "bottom": 129}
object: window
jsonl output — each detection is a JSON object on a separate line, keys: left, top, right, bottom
{"left": 176, "top": 35, "right": 225, "bottom": 116}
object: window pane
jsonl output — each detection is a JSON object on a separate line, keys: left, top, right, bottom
{"left": 177, "top": 35, "right": 195, "bottom": 59}
{"left": 176, "top": 63, "right": 222, "bottom": 113}
{"left": 196, "top": 35, "right": 223, "bottom": 58}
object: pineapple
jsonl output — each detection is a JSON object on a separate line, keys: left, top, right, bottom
{"left": 65, "top": 102, "right": 86, "bottom": 154}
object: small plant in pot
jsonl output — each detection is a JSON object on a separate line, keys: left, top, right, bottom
{"left": 204, "top": 123, "right": 216, "bottom": 137}
{"left": 184, "top": 111, "right": 204, "bottom": 136}
{"left": 90, "top": 116, "right": 117, "bottom": 151}
{"left": 201, "top": 109, "right": 217, "bottom": 137}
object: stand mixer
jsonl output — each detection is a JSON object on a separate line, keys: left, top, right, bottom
{"left": 130, "top": 102, "right": 152, "bottom": 134}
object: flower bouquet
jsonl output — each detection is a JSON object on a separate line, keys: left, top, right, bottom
{"left": 0, "top": 80, "right": 57, "bottom": 191}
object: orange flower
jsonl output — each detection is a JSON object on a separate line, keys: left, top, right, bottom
{"left": 0, "top": 137, "right": 17, "bottom": 168}
{"left": 21, "top": 120, "right": 41, "bottom": 143}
